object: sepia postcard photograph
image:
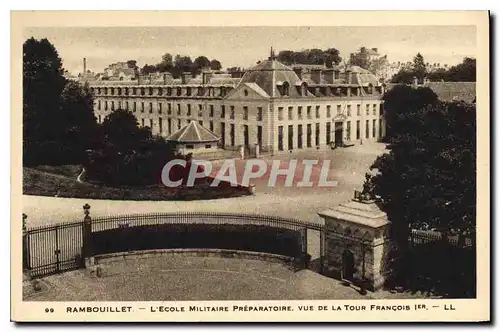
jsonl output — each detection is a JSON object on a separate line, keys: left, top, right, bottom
{"left": 10, "top": 10, "right": 490, "bottom": 322}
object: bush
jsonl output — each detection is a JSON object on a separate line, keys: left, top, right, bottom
{"left": 86, "top": 109, "right": 179, "bottom": 186}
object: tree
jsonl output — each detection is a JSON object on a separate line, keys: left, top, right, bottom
{"left": 59, "top": 81, "right": 100, "bottom": 163}
{"left": 226, "top": 67, "right": 242, "bottom": 74}
{"left": 392, "top": 56, "right": 477, "bottom": 83}
{"left": 141, "top": 64, "right": 157, "bottom": 75}
{"left": 390, "top": 69, "right": 415, "bottom": 84}
{"left": 413, "top": 53, "right": 427, "bottom": 82}
{"left": 173, "top": 55, "right": 193, "bottom": 76}
{"left": 306, "top": 48, "right": 327, "bottom": 65}
{"left": 277, "top": 50, "right": 295, "bottom": 65}
{"left": 291, "top": 51, "right": 307, "bottom": 64}
{"left": 126, "top": 60, "right": 137, "bottom": 69}
{"left": 23, "top": 37, "right": 70, "bottom": 165}
{"left": 193, "top": 56, "right": 211, "bottom": 74}
{"left": 276, "top": 48, "right": 341, "bottom": 67}
{"left": 369, "top": 55, "right": 389, "bottom": 79}
{"left": 156, "top": 53, "right": 173, "bottom": 72}
{"left": 23, "top": 37, "right": 100, "bottom": 166}
{"left": 349, "top": 47, "right": 371, "bottom": 69}
{"left": 447, "top": 57, "right": 476, "bottom": 82}
{"left": 382, "top": 84, "right": 439, "bottom": 140}
{"left": 87, "top": 109, "right": 177, "bottom": 186}
{"left": 209, "top": 59, "right": 222, "bottom": 71}
{"left": 426, "top": 68, "right": 449, "bottom": 82}
{"left": 324, "top": 48, "right": 342, "bottom": 67}
{"left": 367, "top": 101, "right": 475, "bottom": 277}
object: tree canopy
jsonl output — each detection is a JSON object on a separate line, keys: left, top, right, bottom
{"left": 427, "top": 57, "right": 476, "bottom": 82}
{"left": 87, "top": 109, "right": 178, "bottom": 186}
{"left": 382, "top": 84, "right": 439, "bottom": 140}
{"left": 412, "top": 53, "right": 427, "bottom": 82}
{"left": 193, "top": 56, "right": 211, "bottom": 74}
{"left": 367, "top": 82, "right": 475, "bottom": 257}
{"left": 138, "top": 53, "right": 224, "bottom": 78}
{"left": 209, "top": 59, "right": 222, "bottom": 71}
{"left": 276, "top": 48, "right": 342, "bottom": 68}
{"left": 23, "top": 37, "right": 98, "bottom": 166}
{"left": 391, "top": 55, "right": 476, "bottom": 83}
{"left": 369, "top": 100, "right": 475, "bottom": 238}
{"left": 349, "top": 47, "right": 372, "bottom": 69}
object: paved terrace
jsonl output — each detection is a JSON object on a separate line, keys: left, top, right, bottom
{"left": 24, "top": 254, "right": 434, "bottom": 301}
{"left": 23, "top": 143, "right": 388, "bottom": 228}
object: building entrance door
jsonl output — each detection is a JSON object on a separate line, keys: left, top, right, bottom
{"left": 334, "top": 121, "right": 343, "bottom": 147}
{"left": 243, "top": 125, "right": 249, "bottom": 148}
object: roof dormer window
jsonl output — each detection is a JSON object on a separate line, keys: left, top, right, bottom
{"left": 300, "top": 82, "right": 307, "bottom": 97}
{"left": 282, "top": 82, "right": 290, "bottom": 97}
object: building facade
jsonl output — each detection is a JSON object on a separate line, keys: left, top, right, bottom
{"left": 88, "top": 56, "right": 386, "bottom": 155}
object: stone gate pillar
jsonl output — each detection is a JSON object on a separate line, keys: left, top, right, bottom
{"left": 318, "top": 191, "right": 393, "bottom": 291}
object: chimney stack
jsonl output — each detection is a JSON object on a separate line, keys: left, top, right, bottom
{"left": 323, "top": 69, "right": 335, "bottom": 84}
{"left": 346, "top": 69, "right": 352, "bottom": 85}
{"left": 311, "top": 69, "right": 323, "bottom": 84}
{"left": 202, "top": 71, "right": 213, "bottom": 84}
{"left": 181, "top": 72, "right": 191, "bottom": 84}
{"left": 293, "top": 67, "right": 303, "bottom": 80}
{"left": 83, "top": 57, "right": 87, "bottom": 74}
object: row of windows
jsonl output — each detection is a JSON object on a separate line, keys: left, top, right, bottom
{"left": 96, "top": 100, "right": 264, "bottom": 121}
{"left": 276, "top": 120, "right": 383, "bottom": 151}
{"left": 277, "top": 104, "right": 382, "bottom": 121}
{"left": 119, "top": 117, "right": 263, "bottom": 149}
{"left": 278, "top": 83, "right": 380, "bottom": 98}
{"left": 96, "top": 114, "right": 383, "bottom": 150}
{"left": 92, "top": 86, "right": 230, "bottom": 98}
{"left": 92, "top": 84, "right": 379, "bottom": 99}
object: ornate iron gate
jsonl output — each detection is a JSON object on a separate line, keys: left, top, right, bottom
{"left": 23, "top": 206, "right": 326, "bottom": 279}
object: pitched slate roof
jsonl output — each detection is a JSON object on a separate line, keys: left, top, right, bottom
{"left": 167, "top": 121, "right": 220, "bottom": 143}
{"left": 424, "top": 82, "right": 476, "bottom": 103}
{"left": 242, "top": 82, "right": 271, "bottom": 98}
{"left": 240, "top": 59, "right": 303, "bottom": 97}
{"left": 347, "top": 66, "right": 380, "bottom": 86}
{"left": 385, "top": 82, "right": 476, "bottom": 103}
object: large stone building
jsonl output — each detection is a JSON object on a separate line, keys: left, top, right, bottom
{"left": 88, "top": 54, "right": 386, "bottom": 155}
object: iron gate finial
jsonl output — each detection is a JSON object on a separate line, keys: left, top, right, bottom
{"left": 83, "top": 203, "right": 91, "bottom": 217}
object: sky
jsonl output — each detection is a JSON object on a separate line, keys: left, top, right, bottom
{"left": 23, "top": 26, "right": 477, "bottom": 75}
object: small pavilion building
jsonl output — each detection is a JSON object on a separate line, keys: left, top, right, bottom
{"left": 166, "top": 120, "right": 220, "bottom": 155}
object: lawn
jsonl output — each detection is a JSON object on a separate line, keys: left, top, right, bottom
{"left": 23, "top": 166, "right": 252, "bottom": 201}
